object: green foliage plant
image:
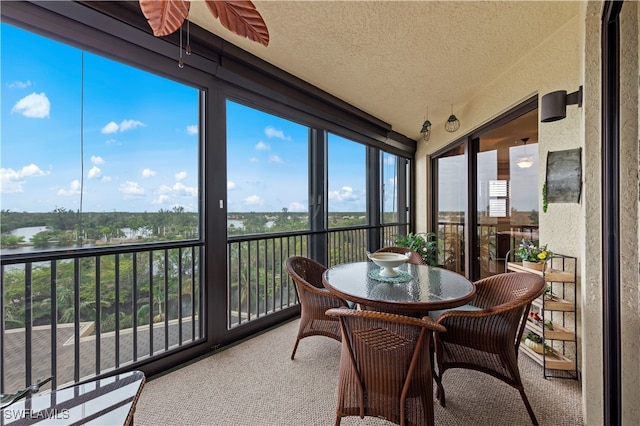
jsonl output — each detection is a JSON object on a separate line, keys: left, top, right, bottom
{"left": 395, "top": 232, "right": 439, "bottom": 266}
{"left": 515, "top": 239, "right": 552, "bottom": 263}
{"left": 526, "top": 330, "right": 544, "bottom": 344}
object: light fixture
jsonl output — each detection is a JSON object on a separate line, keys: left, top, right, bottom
{"left": 444, "top": 104, "right": 460, "bottom": 132}
{"left": 515, "top": 138, "right": 535, "bottom": 169}
{"left": 420, "top": 106, "right": 431, "bottom": 141}
{"left": 540, "top": 86, "right": 583, "bottom": 122}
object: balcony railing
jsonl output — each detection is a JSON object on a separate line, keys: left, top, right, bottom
{"left": 1, "top": 242, "right": 203, "bottom": 393}
{"left": 2, "top": 224, "right": 407, "bottom": 393}
{"left": 438, "top": 220, "right": 539, "bottom": 275}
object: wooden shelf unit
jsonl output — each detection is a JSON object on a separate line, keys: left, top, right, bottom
{"left": 507, "top": 254, "right": 579, "bottom": 380}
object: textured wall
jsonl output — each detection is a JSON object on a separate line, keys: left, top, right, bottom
{"left": 619, "top": 2, "right": 640, "bottom": 423}
{"left": 414, "top": 5, "right": 606, "bottom": 424}
{"left": 582, "top": 2, "right": 603, "bottom": 424}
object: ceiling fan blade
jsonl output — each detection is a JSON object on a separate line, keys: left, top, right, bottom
{"left": 140, "top": 0, "right": 190, "bottom": 37}
{"left": 205, "top": 0, "right": 269, "bottom": 47}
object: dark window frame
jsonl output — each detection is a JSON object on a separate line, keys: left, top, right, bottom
{"left": 430, "top": 96, "right": 537, "bottom": 281}
{"left": 1, "top": 0, "right": 417, "bottom": 381}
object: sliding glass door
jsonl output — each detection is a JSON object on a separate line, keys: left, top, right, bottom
{"left": 432, "top": 99, "right": 538, "bottom": 281}
{"left": 476, "top": 109, "right": 539, "bottom": 279}
{"left": 434, "top": 144, "right": 466, "bottom": 275}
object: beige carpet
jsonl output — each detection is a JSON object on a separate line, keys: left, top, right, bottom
{"left": 135, "top": 319, "right": 583, "bottom": 425}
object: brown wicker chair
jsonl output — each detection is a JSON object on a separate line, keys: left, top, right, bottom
{"left": 326, "top": 307, "right": 446, "bottom": 426}
{"left": 432, "top": 272, "right": 545, "bottom": 425}
{"left": 285, "top": 256, "right": 349, "bottom": 359}
{"left": 374, "top": 246, "right": 426, "bottom": 265}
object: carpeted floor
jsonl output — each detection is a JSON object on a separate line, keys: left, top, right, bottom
{"left": 135, "top": 318, "right": 583, "bottom": 425}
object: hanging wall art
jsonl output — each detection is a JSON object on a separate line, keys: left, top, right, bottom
{"left": 545, "top": 148, "right": 582, "bottom": 203}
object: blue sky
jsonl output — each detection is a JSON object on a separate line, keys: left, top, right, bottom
{"left": 227, "top": 100, "right": 369, "bottom": 213}
{"left": 1, "top": 23, "right": 373, "bottom": 214}
{"left": 2, "top": 23, "right": 200, "bottom": 213}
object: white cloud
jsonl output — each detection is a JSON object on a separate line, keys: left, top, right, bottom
{"left": 244, "top": 195, "right": 262, "bottom": 206}
{"left": 20, "top": 164, "right": 47, "bottom": 177}
{"left": 186, "top": 125, "right": 198, "bottom": 135}
{"left": 172, "top": 182, "right": 197, "bottom": 197}
{"left": 120, "top": 119, "right": 144, "bottom": 132}
{"left": 0, "top": 164, "right": 48, "bottom": 193}
{"left": 255, "top": 141, "right": 270, "bottom": 150}
{"left": 157, "top": 184, "right": 172, "bottom": 194}
{"left": 328, "top": 186, "right": 359, "bottom": 202}
{"left": 384, "top": 156, "right": 397, "bottom": 166}
{"left": 91, "top": 155, "right": 105, "bottom": 165}
{"left": 57, "top": 179, "right": 82, "bottom": 196}
{"left": 152, "top": 194, "right": 171, "bottom": 205}
{"left": 151, "top": 180, "right": 197, "bottom": 205}
{"left": 289, "top": 202, "right": 306, "bottom": 212}
{"left": 101, "top": 121, "right": 119, "bottom": 134}
{"left": 0, "top": 168, "right": 24, "bottom": 193}
{"left": 105, "top": 139, "right": 117, "bottom": 145}
{"left": 175, "top": 171, "right": 187, "bottom": 181}
{"left": 7, "top": 80, "right": 31, "bottom": 89}
{"left": 101, "top": 119, "right": 145, "bottom": 134}
{"left": 142, "top": 168, "right": 156, "bottom": 178}
{"left": 11, "top": 92, "right": 50, "bottom": 118}
{"left": 264, "top": 126, "right": 291, "bottom": 141}
{"left": 101, "top": 176, "right": 112, "bottom": 182}
{"left": 118, "top": 181, "right": 145, "bottom": 197}
{"left": 88, "top": 166, "right": 101, "bottom": 179}
{"left": 227, "top": 181, "right": 237, "bottom": 190}
{"left": 249, "top": 157, "right": 259, "bottom": 163}
{"left": 268, "top": 154, "right": 283, "bottom": 163}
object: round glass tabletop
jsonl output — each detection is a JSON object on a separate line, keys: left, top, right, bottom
{"left": 323, "top": 261, "right": 475, "bottom": 314}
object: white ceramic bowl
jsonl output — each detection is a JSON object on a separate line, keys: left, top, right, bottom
{"left": 367, "top": 252, "right": 410, "bottom": 277}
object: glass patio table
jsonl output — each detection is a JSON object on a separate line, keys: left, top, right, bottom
{"left": 1, "top": 370, "right": 145, "bottom": 425}
{"left": 323, "top": 261, "right": 476, "bottom": 317}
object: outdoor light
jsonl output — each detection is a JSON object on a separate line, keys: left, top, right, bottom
{"left": 420, "top": 106, "right": 431, "bottom": 141}
{"left": 540, "top": 86, "right": 583, "bottom": 122}
{"left": 444, "top": 104, "right": 460, "bottom": 132}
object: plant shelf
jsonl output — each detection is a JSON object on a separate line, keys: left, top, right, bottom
{"left": 519, "top": 339, "right": 576, "bottom": 371}
{"left": 507, "top": 253, "right": 578, "bottom": 380}
{"left": 525, "top": 320, "right": 575, "bottom": 341}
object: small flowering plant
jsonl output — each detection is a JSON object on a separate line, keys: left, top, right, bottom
{"left": 515, "top": 239, "right": 553, "bottom": 263}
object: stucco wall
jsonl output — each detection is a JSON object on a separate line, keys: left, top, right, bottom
{"left": 619, "top": 2, "right": 640, "bottom": 423}
{"left": 417, "top": 3, "right": 640, "bottom": 424}
{"left": 582, "top": 2, "right": 603, "bottom": 424}
{"left": 414, "top": 6, "right": 602, "bottom": 424}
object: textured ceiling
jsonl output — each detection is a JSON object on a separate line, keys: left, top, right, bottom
{"left": 188, "top": 1, "right": 581, "bottom": 141}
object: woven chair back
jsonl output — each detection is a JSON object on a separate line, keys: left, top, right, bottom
{"left": 327, "top": 308, "right": 445, "bottom": 426}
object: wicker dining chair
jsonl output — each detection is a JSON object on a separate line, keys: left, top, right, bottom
{"left": 432, "top": 272, "right": 545, "bottom": 425}
{"left": 326, "top": 307, "right": 446, "bottom": 426}
{"left": 374, "top": 246, "right": 426, "bottom": 265}
{"left": 285, "top": 256, "right": 349, "bottom": 360}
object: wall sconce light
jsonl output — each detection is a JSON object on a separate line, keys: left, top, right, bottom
{"left": 540, "top": 86, "right": 583, "bottom": 122}
{"left": 420, "top": 106, "right": 431, "bottom": 141}
{"left": 444, "top": 104, "right": 460, "bottom": 132}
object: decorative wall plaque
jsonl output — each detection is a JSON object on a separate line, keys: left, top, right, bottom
{"left": 545, "top": 148, "right": 582, "bottom": 203}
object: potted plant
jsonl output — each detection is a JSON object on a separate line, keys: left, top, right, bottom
{"left": 395, "top": 232, "right": 439, "bottom": 266}
{"left": 524, "top": 331, "right": 550, "bottom": 354}
{"left": 515, "top": 239, "right": 552, "bottom": 271}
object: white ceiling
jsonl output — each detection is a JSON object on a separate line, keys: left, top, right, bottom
{"left": 187, "top": 1, "right": 581, "bottom": 141}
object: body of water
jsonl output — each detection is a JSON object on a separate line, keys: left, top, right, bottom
{"left": 9, "top": 226, "right": 49, "bottom": 240}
